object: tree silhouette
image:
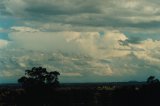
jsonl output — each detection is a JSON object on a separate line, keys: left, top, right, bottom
{"left": 18, "top": 67, "right": 60, "bottom": 88}
{"left": 147, "top": 76, "right": 159, "bottom": 84}
{"left": 46, "top": 71, "right": 60, "bottom": 85}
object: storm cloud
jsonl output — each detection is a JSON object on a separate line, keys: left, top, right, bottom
{"left": 1, "top": 0, "right": 160, "bottom": 32}
{"left": 0, "top": 0, "right": 160, "bottom": 82}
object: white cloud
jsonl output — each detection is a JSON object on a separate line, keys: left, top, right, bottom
{"left": 102, "top": 30, "right": 128, "bottom": 50}
{"left": 61, "top": 72, "right": 82, "bottom": 77}
{"left": 8, "top": 30, "right": 131, "bottom": 58}
{"left": 1, "top": 28, "right": 160, "bottom": 82}
{"left": 92, "top": 64, "right": 114, "bottom": 76}
{"left": 11, "top": 26, "right": 40, "bottom": 32}
{"left": 130, "top": 39, "right": 160, "bottom": 66}
{"left": 0, "top": 71, "right": 13, "bottom": 77}
{"left": 18, "top": 62, "right": 26, "bottom": 68}
{"left": 0, "top": 69, "right": 23, "bottom": 77}
{"left": 0, "top": 39, "right": 9, "bottom": 48}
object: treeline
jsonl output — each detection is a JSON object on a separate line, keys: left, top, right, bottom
{"left": 0, "top": 67, "right": 160, "bottom": 106}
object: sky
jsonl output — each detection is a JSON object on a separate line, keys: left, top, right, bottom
{"left": 0, "top": 0, "right": 160, "bottom": 83}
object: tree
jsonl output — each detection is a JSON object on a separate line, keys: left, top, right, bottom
{"left": 147, "top": 76, "right": 159, "bottom": 84}
{"left": 46, "top": 71, "right": 59, "bottom": 83}
{"left": 18, "top": 67, "right": 60, "bottom": 88}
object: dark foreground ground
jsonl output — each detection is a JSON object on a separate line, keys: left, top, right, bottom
{"left": 0, "top": 82, "right": 160, "bottom": 106}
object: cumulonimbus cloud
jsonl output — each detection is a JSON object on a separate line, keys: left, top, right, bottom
{"left": 1, "top": 29, "right": 160, "bottom": 82}
{"left": 8, "top": 29, "right": 130, "bottom": 57}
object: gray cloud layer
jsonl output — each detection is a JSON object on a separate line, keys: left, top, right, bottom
{"left": 1, "top": 0, "right": 160, "bottom": 32}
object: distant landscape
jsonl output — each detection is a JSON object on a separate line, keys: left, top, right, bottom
{"left": 0, "top": 67, "right": 159, "bottom": 106}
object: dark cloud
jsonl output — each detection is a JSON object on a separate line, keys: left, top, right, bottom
{"left": 128, "top": 21, "right": 160, "bottom": 28}
{"left": 25, "top": 2, "right": 101, "bottom": 16}
{"left": 0, "top": 1, "right": 10, "bottom": 16}
{"left": 2, "top": 0, "right": 160, "bottom": 31}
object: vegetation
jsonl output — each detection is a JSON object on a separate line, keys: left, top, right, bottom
{"left": 0, "top": 68, "right": 160, "bottom": 105}
{"left": 18, "top": 67, "right": 60, "bottom": 88}
{"left": 147, "top": 76, "right": 159, "bottom": 84}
